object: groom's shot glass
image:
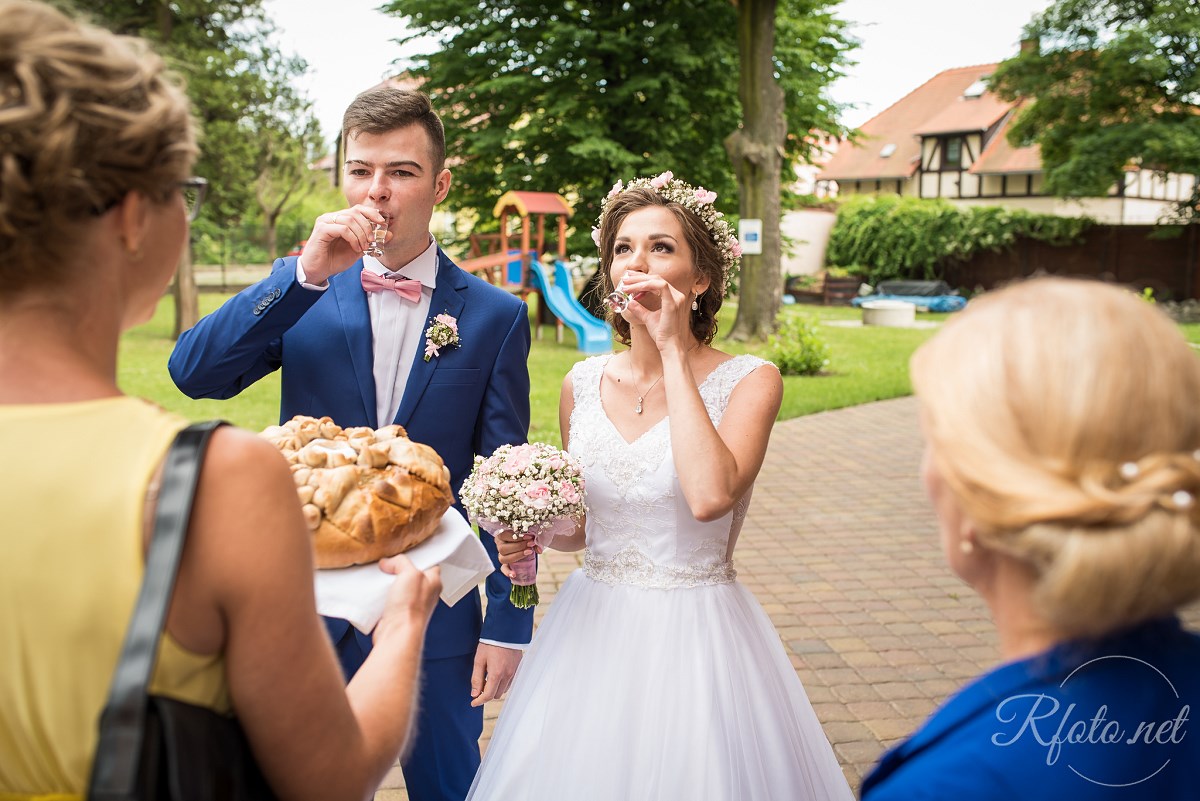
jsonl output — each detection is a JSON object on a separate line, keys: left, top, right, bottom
{"left": 364, "top": 222, "right": 386, "bottom": 258}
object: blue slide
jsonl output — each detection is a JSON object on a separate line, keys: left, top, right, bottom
{"left": 522, "top": 254, "right": 613, "bottom": 353}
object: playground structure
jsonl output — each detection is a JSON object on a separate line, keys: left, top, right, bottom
{"left": 458, "top": 191, "right": 613, "bottom": 354}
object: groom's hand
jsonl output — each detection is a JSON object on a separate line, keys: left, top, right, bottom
{"left": 299, "top": 204, "right": 388, "bottom": 285}
{"left": 470, "top": 643, "right": 522, "bottom": 708}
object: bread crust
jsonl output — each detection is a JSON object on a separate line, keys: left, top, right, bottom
{"left": 262, "top": 416, "right": 454, "bottom": 568}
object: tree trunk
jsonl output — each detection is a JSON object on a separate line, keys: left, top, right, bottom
{"left": 265, "top": 212, "right": 279, "bottom": 262}
{"left": 725, "top": 0, "right": 786, "bottom": 342}
{"left": 156, "top": 0, "right": 199, "bottom": 339}
{"left": 172, "top": 243, "right": 199, "bottom": 339}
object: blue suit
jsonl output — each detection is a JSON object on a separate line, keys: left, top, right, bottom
{"left": 861, "top": 616, "right": 1200, "bottom": 801}
{"left": 169, "top": 250, "right": 535, "bottom": 801}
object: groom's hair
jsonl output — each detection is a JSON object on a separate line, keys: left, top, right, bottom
{"left": 343, "top": 87, "right": 446, "bottom": 174}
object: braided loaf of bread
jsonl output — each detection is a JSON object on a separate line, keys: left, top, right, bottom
{"left": 260, "top": 415, "right": 454, "bottom": 568}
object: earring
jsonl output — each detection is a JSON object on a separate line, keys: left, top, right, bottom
{"left": 959, "top": 538, "right": 974, "bottom": 555}
{"left": 691, "top": 294, "right": 699, "bottom": 311}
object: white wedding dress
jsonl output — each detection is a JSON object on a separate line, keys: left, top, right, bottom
{"left": 467, "top": 354, "right": 854, "bottom": 801}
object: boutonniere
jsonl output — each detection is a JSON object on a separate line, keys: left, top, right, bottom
{"left": 424, "top": 312, "right": 461, "bottom": 361}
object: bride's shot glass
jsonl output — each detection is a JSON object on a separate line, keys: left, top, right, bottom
{"left": 604, "top": 289, "right": 632, "bottom": 313}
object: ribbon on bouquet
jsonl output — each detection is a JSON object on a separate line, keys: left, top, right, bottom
{"left": 475, "top": 516, "right": 579, "bottom": 608}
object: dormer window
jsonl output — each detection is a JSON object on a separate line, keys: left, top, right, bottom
{"left": 963, "top": 78, "right": 989, "bottom": 98}
{"left": 879, "top": 143, "right": 896, "bottom": 158}
{"left": 943, "top": 137, "right": 963, "bottom": 169}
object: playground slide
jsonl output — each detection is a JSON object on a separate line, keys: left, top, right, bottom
{"left": 524, "top": 255, "right": 613, "bottom": 353}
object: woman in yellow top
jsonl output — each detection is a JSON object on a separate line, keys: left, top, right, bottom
{"left": 0, "top": 2, "right": 442, "bottom": 799}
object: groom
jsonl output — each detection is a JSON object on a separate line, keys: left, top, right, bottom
{"left": 168, "top": 87, "right": 533, "bottom": 801}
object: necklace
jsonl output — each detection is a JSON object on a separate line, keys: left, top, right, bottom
{"left": 630, "top": 367, "right": 663, "bottom": 415}
{"left": 626, "top": 342, "right": 701, "bottom": 414}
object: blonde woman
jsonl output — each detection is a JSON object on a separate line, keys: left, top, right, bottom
{"left": 467, "top": 175, "right": 853, "bottom": 800}
{"left": 862, "top": 277, "right": 1200, "bottom": 800}
{"left": 0, "top": 3, "right": 440, "bottom": 799}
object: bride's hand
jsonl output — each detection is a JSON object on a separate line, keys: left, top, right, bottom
{"left": 619, "top": 273, "right": 691, "bottom": 352}
{"left": 493, "top": 529, "right": 537, "bottom": 572}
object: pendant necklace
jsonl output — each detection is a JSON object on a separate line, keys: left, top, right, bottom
{"left": 628, "top": 342, "right": 699, "bottom": 414}
{"left": 630, "top": 369, "right": 664, "bottom": 415}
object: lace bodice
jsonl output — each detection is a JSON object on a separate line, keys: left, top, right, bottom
{"left": 568, "top": 354, "right": 773, "bottom": 589}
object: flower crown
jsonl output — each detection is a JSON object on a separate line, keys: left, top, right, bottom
{"left": 592, "top": 171, "right": 742, "bottom": 293}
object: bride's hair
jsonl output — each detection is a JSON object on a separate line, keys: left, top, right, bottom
{"left": 595, "top": 186, "right": 724, "bottom": 346}
{"left": 912, "top": 277, "right": 1200, "bottom": 637}
{"left": 0, "top": 0, "right": 195, "bottom": 296}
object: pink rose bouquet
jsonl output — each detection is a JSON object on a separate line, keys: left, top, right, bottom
{"left": 460, "top": 442, "right": 586, "bottom": 608}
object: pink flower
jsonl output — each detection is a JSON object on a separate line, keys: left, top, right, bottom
{"left": 547, "top": 455, "right": 565, "bottom": 470}
{"left": 729, "top": 236, "right": 743, "bottom": 258}
{"left": 424, "top": 340, "right": 439, "bottom": 359}
{"left": 557, "top": 480, "right": 580, "bottom": 505}
{"left": 650, "top": 170, "right": 674, "bottom": 189}
{"left": 503, "top": 448, "right": 533, "bottom": 475}
{"left": 499, "top": 480, "right": 519, "bottom": 497}
{"left": 591, "top": 227, "right": 601, "bottom": 248}
{"left": 694, "top": 187, "right": 717, "bottom": 205}
{"left": 607, "top": 180, "right": 624, "bottom": 198}
{"left": 434, "top": 313, "right": 458, "bottom": 333}
{"left": 521, "top": 481, "right": 553, "bottom": 509}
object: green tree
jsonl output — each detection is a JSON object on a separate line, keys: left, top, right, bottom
{"left": 383, "top": 0, "right": 854, "bottom": 295}
{"left": 385, "top": 1, "right": 745, "bottom": 245}
{"left": 75, "top": 0, "right": 324, "bottom": 332}
{"left": 991, "top": 0, "right": 1200, "bottom": 221}
{"left": 249, "top": 47, "right": 327, "bottom": 260}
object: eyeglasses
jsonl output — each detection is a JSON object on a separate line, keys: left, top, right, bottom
{"left": 90, "top": 176, "right": 209, "bottom": 220}
{"left": 181, "top": 177, "right": 208, "bottom": 222}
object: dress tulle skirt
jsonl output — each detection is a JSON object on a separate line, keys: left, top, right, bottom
{"left": 466, "top": 570, "right": 854, "bottom": 801}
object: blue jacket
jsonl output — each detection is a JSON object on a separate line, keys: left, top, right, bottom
{"left": 861, "top": 616, "right": 1200, "bottom": 800}
{"left": 168, "top": 250, "right": 535, "bottom": 658}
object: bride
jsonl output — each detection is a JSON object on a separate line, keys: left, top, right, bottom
{"left": 466, "top": 174, "right": 853, "bottom": 800}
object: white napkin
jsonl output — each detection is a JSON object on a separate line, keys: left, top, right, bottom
{"left": 314, "top": 507, "right": 494, "bottom": 634}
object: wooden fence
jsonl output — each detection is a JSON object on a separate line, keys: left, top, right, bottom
{"left": 941, "top": 224, "right": 1200, "bottom": 301}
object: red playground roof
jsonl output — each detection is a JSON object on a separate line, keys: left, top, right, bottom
{"left": 493, "top": 191, "right": 574, "bottom": 218}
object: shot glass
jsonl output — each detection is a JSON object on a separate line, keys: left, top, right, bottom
{"left": 604, "top": 289, "right": 632, "bottom": 313}
{"left": 364, "top": 222, "right": 387, "bottom": 258}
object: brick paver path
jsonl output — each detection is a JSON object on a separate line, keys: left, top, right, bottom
{"left": 378, "top": 395, "right": 1200, "bottom": 798}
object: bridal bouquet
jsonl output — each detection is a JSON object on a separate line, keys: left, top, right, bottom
{"left": 460, "top": 442, "right": 586, "bottom": 608}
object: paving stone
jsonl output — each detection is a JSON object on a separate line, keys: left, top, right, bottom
{"left": 375, "top": 396, "right": 1200, "bottom": 799}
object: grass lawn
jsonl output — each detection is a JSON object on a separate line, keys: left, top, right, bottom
{"left": 121, "top": 292, "right": 1200, "bottom": 448}
{"left": 115, "top": 294, "right": 950, "bottom": 447}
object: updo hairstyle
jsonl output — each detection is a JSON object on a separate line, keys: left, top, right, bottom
{"left": 0, "top": 0, "right": 196, "bottom": 295}
{"left": 912, "top": 277, "right": 1200, "bottom": 638}
{"left": 595, "top": 186, "right": 724, "bottom": 346}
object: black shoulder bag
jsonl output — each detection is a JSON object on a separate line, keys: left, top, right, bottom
{"left": 87, "top": 421, "right": 277, "bottom": 801}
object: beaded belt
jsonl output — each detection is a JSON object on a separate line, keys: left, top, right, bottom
{"left": 583, "top": 547, "right": 736, "bottom": 589}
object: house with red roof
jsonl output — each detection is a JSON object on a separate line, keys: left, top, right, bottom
{"left": 815, "top": 62, "right": 1197, "bottom": 225}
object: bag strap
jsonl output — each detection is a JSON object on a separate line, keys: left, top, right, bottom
{"left": 88, "top": 420, "right": 227, "bottom": 798}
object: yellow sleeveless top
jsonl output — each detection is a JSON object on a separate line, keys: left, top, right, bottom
{"left": 0, "top": 399, "right": 230, "bottom": 798}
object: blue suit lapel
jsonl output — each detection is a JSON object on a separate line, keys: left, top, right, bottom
{"left": 394, "top": 249, "right": 468, "bottom": 426}
{"left": 330, "top": 261, "right": 379, "bottom": 427}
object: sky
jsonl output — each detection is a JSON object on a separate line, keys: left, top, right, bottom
{"left": 265, "top": 0, "right": 1056, "bottom": 141}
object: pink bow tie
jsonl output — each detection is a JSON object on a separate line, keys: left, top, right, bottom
{"left": 361, "top": 270, "right": 423, "bottom": 302}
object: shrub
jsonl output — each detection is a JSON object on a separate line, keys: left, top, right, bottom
{"left": 826, "top": 195, "right": 1092, "bottom": 285}
{"left": 768, "top": 315, "right": 830, "bottom": 376}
